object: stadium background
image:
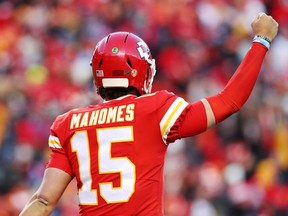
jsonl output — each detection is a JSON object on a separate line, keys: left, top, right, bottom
{"left": 0, "top": 0, "right": 288, "bottom": 215}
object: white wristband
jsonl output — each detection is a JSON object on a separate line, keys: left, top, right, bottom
{"left": 253, "top": 35, "right": 271, "bottom": 50}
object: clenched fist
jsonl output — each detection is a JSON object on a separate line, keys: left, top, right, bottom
{"left": 251, "top": 12, "right": 279, "bottom": 42}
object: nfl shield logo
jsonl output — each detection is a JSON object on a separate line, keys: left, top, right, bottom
{"left": 96, "top": 70, "right": 104, "bottom": 77}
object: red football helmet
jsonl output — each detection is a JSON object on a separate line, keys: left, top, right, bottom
{"left": 91, "top": 32, "right": 156, "bottom": 96}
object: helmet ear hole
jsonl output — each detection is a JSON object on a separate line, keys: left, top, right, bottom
{"left": 127, "top": 58, "right": 133, "bottom": 68}
{"left": 99, "top": 58, "right": 103, "bottom": 68}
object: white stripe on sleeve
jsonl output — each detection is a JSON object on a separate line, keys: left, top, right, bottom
{"left": 160, "top": 98, "right": 188, "bottom": 144}
{"left": 48, "top": 135, "right": 63, "bottom": 149}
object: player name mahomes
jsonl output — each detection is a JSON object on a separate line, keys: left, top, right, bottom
{"left": 70, "top": 104, "right": 135, "bottom": 129}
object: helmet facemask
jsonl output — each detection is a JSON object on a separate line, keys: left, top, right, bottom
{"left": 143, "top": 58, "right": 156, "bottom": 94}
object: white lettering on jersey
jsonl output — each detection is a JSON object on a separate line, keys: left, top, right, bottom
{"left": 70, "top": 104, "right": 135, "bottom": 130}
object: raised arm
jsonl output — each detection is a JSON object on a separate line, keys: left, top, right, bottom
{"left": 204, "top": 12, "right": 278, "bottom": 127}
{"left": 177, "top": 13, "right": 278, "bottom": 138}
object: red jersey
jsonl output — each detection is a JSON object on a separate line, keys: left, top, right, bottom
{"left": 46, "top": 42, "right": 267, "bottom": 215}
{"left": 47, "top": 90, "right": 208, "bottom": 216}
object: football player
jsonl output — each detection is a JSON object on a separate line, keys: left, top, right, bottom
{"left": 20, "top": 12, "right": 278, "bottom": 216}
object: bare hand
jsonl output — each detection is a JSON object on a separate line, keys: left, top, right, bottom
{"left": 251, "top": 12, "right": 279, "bottom": 42}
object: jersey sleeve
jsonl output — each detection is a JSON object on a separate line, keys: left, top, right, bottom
{"left": 46, "top": 114, "right": 74, "bottom": 176}
{"left": 159, "top": 95, "right": 189, "bottom": 144}
{"left": 165, "top": 100, "right": 208, "bottom": 143}
{"left": 153, "top": 91, "right": 207, "bottom": 144}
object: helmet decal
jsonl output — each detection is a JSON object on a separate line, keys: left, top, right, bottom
{"left": 96, "top": 70, "right": 104, "bottom": 77}
{"left": 131, "top": 69, "right": 138, "bottom": 77}
{"left": 112, "top": 47, "right": 119, "bottom": 54}
{"left": 137, "top": 41, "right": 151, "bottom": 62}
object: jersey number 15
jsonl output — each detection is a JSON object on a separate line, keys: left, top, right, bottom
{"left": 71, "top": 126, "right": 136, "bottom": 205}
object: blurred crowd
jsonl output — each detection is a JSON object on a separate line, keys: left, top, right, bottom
{"left": 0, "top": 0, "right": 288, "bottom": 215}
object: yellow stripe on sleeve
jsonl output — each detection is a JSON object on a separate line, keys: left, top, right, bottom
{"left": 48, "top": 135, "right": 63, "bottom": 149}
{"left": 160, "top": 98, "right": 188, "bottom": 144}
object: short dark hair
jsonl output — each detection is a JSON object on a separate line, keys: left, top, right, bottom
{"left": 98, "top": 87, "right": 140, "bottom": 100}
